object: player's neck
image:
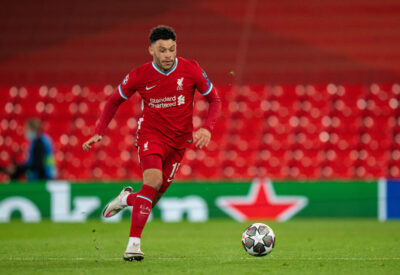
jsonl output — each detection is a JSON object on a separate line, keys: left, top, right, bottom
{"left": 153, "top": 58, "right": 177, "bottom": 74}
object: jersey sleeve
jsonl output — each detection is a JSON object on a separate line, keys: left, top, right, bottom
{"left": 192, "top": 61, "right": 214, "bottom": 96}
{"left": 190, "top": 60, "right": 221, "bottom": 132}
{"left": 117, "top": 69, "right": 138, "bottom": 100}
{"left": 93, "top": 69, "right": 138, "bottom": 135}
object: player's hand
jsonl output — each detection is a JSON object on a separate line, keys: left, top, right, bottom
{"left": 82, "top": 134, "right": 102, "bottom": 152}
{"left": 193, "top": 128, "right": 211, "bottom": 149}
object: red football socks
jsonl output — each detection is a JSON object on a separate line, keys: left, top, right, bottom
{"left": 126, "top": 193, "right": 137, "bottom": 206}
{"left": 129, "top": 184, "right": 158, "bottom": 238}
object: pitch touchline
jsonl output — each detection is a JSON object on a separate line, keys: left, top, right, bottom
{"left": 250, "top": 257, "right": 400, "bottom": 261}
{"left": 5, "top": 257, "right": 183, "bottom": 261}
{"left": 4, "top": 257, "right": 400, "bottom": 261}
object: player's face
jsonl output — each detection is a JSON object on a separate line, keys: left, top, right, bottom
{"left": 149, "top": 39, "right": 177, "bottom": 72}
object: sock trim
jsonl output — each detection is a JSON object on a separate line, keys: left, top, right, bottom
{"left": 137, "top": 194, "right": 152, "bottom": 203}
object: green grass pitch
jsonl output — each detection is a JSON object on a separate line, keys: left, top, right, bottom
{"left": 0, "top": 219, "right": 399, "bottom": 274}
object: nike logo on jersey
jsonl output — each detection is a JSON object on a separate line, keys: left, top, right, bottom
{"left": 146, "top": 85, "right": 157, "bottom": 90}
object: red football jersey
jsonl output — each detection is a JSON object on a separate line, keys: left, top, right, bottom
{"left": 118, "top": 57, "right": 214, "bottom": 149}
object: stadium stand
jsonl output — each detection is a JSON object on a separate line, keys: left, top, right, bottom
{"left": 1, "top": 0, "right": 399, "bottom": 181}
{"left": 1, "top": 0, "right": 400, "bottom": 86}
{"left": 1, "top": 83, "right": 399, "bottom": 181}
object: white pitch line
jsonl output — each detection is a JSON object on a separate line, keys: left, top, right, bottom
{"left": 243, "top": 257, "right": 400, "bottom": 261}
{"left": 3, "top": 257, "right": 400, "bottom": 262}
{"left": 4, "top": 257, "right": 183, "bottom": 261}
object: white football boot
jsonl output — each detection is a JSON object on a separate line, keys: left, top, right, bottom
{"left": 124, "top": 243, "right": 144, "bottom": 261}
{"left": 102, "top": 186, "right": 133, "bottom": 218}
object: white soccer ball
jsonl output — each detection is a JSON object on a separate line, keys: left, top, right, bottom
{"left": 241, "top": 223, "right": 275, "bottom": 256}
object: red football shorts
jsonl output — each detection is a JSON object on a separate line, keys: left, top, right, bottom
{"left": 138, "top": 141, "right": 185, "bottom": 193}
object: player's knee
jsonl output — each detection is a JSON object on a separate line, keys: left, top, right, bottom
{"left": 143, "top": 168, "right": 163, "bottom": 190}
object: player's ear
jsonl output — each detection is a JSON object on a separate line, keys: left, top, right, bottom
{"left": 148, "top": 45, "right": 154, "bottom": 57}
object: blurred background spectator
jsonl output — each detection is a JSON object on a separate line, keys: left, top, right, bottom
{"left": 0, "top": 118, "right": 57, "bottom": 182}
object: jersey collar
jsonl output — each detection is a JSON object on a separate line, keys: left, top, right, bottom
{"left": 152, "top": 58, "right": 178, "bottom": 76}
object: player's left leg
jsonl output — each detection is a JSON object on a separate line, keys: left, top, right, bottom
{"left": 124, "top": 184, "right": 162, "bottom": 208}
{"left": 102, "top": 186, "right": 133, "bottom": 218}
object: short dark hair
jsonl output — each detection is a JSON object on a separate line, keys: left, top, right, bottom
{"left": 26, "top": 118, "right": 42, "bottom": 133}
{"left": 149, "top": 25, "right": 177, "bottom": 44}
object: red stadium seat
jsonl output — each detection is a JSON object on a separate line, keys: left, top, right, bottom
{"left": 1, "top": 83, "right": 397, "bottom": 181}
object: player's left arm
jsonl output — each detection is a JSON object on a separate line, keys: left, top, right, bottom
{"left": 193, "top": 65, "right": 222, "bottom": 149}
{"left": 194, "top": 88, "right": 221, "bottom": 149}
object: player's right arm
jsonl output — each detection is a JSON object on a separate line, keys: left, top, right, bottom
{"left": 82, "top": 134, "right": 103, "bottom": 152}
{"left": 82, "top": 72, "right": 137, "bottom": 152}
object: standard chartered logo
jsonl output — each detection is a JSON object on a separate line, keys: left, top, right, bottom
{"left": 177, "top": 95, "right": 185, "bottom": 105}
{"left": 149, "top": 96, "right": 176, "bottom": 108}
{"left": 148, "top": 95, "right": 186, "bottom": 108}
{"left": 150, "top": 96, "right": 176, "bottom": 103}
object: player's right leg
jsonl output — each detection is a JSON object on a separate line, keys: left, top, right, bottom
{"left": 124, "top": 148, "right": 185, "bottom": 260}
{"left": 151, "top": 147, "right": 186, "bottom": 206}
{"left": 131, "top": 146, "right": 185, "bottom": 207}
{"left": 124, "top": 147, "right": 164, "bottom": 262}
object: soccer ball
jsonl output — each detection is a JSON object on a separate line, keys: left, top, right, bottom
{"left": 241, "top": 223, "right": 275, "bottom": 256}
